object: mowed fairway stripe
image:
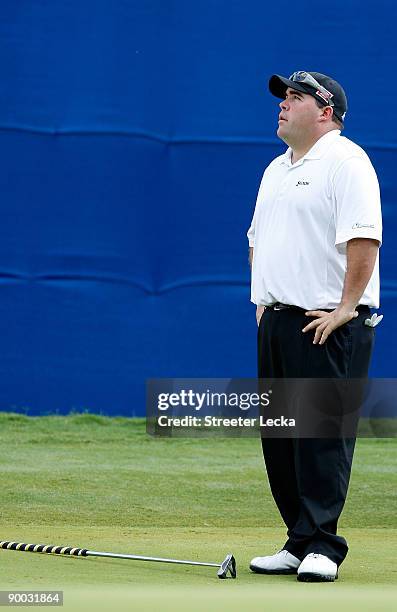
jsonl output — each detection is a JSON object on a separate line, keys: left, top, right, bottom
{"left": 54, "top": 585, "right": 397, "bottom": 612}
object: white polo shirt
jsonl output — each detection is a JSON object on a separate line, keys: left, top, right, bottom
{"left": 247, "top": 130, "right": 382, "bottom": 309}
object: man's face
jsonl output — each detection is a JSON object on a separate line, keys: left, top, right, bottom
{"left": 277, "top": 87, "right": 322, "bottom": 144}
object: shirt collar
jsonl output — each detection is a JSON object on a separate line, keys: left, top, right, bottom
{"left": 280, "top": 129, "right": 341, "bottom": 167}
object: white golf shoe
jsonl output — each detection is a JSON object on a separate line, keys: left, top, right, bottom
{"left": 297, "top": 553, "right": 338, "bottom": 582}
{"left": 250, "top": 549, "right": 301, "bottom": 574}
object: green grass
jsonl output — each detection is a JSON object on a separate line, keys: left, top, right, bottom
{"left": 0, "top": 414, "right": 396, "bottom": 610}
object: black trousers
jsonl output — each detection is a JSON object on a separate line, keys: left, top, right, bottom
{"left": 257, "top": 305, "right": 375, "bottom": 566}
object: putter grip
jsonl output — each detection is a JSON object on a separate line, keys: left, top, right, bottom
{"left": 0, "top": 541, "right": 88, "bottom": 556}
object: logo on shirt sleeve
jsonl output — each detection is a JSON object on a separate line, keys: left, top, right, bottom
{"left": 352, "top": 223, "right": 375, "bottom": 229}
{"left": 295, "top": 179, "right": 310, "bottom": 186}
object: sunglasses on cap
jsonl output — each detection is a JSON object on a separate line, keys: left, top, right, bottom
{"left": 289, "top": 71, "right": 334, "bottom": 107}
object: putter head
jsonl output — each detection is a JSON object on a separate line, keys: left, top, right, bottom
{"left": 217, "top": 554, "right": 236, "bottom": 579}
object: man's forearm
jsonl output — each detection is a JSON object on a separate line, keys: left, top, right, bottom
{"left": 249, "top": 247, "right": 264, "bottom": 324}
{"left": 340, "top": 238, "right": 379, "bottom": 309}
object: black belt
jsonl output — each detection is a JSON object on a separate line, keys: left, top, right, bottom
{"left": 267, "top": 302, "right": 303, "bottom": 311}
{"left": 267, "top": 302, "right": 370, "bottom": 313}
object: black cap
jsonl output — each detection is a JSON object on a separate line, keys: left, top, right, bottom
{"left": 269, "top": 71, "right": 347, "bottom": 124}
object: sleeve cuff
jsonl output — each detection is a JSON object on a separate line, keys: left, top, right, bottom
{"left": 335, "top": 229, "right": 382, "bottom": 247}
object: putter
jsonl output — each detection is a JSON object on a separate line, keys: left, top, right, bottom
{"left": 0, "top": 541, "right": 236, "bottom": 579}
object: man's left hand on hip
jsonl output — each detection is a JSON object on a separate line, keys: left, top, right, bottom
{"left": 302, "top": 305, "right": 358, "bottom": 345}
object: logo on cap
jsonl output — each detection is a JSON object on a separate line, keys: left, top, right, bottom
{"left": 315, "top": 89, "right": 334, "bottom": 104}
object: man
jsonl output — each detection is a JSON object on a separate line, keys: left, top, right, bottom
{"left": 247, "top": 71, "right": 382, "bottom": 582}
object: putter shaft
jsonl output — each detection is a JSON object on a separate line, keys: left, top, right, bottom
{"left": 87, "top": 550, "right": 219, "bottom": 567}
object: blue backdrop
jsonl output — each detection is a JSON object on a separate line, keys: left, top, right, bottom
{"left": 0, "top": 1, "right": 395, "bottom": 415}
